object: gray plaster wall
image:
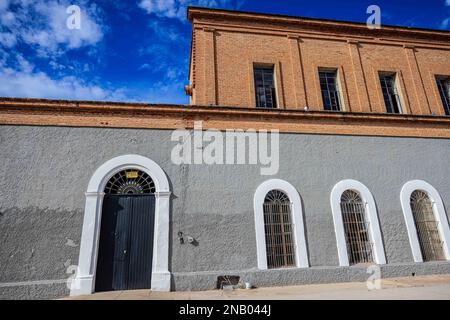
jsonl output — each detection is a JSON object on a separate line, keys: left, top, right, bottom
{"left": 0, "top": 125, "right": 449, "bottom": 299}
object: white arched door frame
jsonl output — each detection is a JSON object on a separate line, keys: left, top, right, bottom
{"left": 400, "top": 180, "right": 450, "bottom": 262}
{"left": 254, "top": 179, "right": 309, "bottom": 270}
{"left": 70, "top": 154, "right": 171, "bottom": 296}
{"left": 330, "top": 179, "right": 386, "bottom": 266}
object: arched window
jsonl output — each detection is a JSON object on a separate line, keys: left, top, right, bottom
{"left": 254, "top": 179, "right": 309, "bottom": 270}
{"left": 410, "top": 190, "right": 445, "bottom": 261}
{"left": 263, "top": 190, "right": 295, "bottom": 268}
{"left": 400, "top": 180, "right": 450, "bottom": 263}
{"left": 104, "top": 169, "right": 155, "bottom": 194}
{"left": 340, "top": 190, "right": 373, "bottom": 264}
{"left": 330, "top": 179, "right": 386, "bottom": 266}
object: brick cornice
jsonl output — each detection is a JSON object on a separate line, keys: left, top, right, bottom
{"left": 192, "top": 22, "right": 450, "bottom": 51}
{"left": 0, "top": 98, "right": 449, "bottom": 138}
{"left": 188, "top": 7, "right": 450, "bottom": 47}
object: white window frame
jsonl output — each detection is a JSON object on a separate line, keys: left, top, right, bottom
{"left": 70, "top": 154, "right": 171, "bottom": 296}
{"left": 330, "top": 179, "right": 386, "bottom": 266}
{"left": 254, "top": 179, "right": 309, "bottom": 269}
{"left": 400, "top": 180, "right": 450, "bottom": 262}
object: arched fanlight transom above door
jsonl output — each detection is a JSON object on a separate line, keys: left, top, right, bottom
{"left": 104, "top": 169, "right": 156, "bottom": 194}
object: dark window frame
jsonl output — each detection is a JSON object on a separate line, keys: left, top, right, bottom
{"left": 379, "top": 72, "right": 403, "bottom": 114}
{"left": 318, "top": 69, "right": 342, "bottom": 111}
{"left": 436, "top": 76, "right": 450, "bottom": 116}
{"left": 253, "top": 65, "right": 277, "bottom": 109}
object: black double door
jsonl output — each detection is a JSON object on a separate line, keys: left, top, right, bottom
{"left": 95, "top": 195, "right": 155, "bottom": 292}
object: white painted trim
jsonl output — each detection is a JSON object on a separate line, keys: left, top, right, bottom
{"left": 253, "top": 179, "right": 309, "bottom": 270}
{"left": 400, "top": 180, "right": 450, "bottom": 262}
{"left": 330, "top": 179, "right": 386, "bottom": 266}
{"left": 70, "top": 155, "right": 171, "bottom": 296}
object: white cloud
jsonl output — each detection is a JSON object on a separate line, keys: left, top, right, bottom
{"left": 147, "top": 20, "right": 182, "bottom": 41}
{"left": 138, "top": 0, "right": 245, "bottom": 20}
{"left": 0, "top": 0, "right": 190, "bottom": 104}
{"left": 0, "top": 52, "right": 187, "bottom": 103}
{"left": 139, "top": 0, "right": 180, "bottom": 19}
{"left": 0, "top": 0, "right": 104, "bottom": 55}
{"left": 0, "top": 10, "right": 15, "bottom": 27}
{"left": 0, "top": 53, "right": 125, "bottom": 101}
{"left": 0, "top": 0, "right": 11, "bottom": 11}
{"left": 441, "top": 1, "right": 450, "bottom": 30}
{"left": 139, "top": 63, "right": 152, "bottom": 70}
{"left": 0, "top": 32, "right": 16, "bottom": 47}
{"left": 166, "top": 66, "right": 183, "bottom": 80}
{"left": 0, "top": 69, "right": 126, "bottom": 101}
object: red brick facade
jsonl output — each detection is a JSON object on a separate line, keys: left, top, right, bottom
{"left": 1, "top": 8, "right": 449, "bottom": 139}
{"left": 187, "top": 7, "right": 450, "bottom": 117}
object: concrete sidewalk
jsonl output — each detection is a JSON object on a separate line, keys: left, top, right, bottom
{"left": 64, "top": 274, "right": 450, "bottom": 300}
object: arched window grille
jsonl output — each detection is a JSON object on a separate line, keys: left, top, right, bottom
{"left": 263, "top": 190, "right": 296, "bottom": 268}
{"left": 410, "top": 190, "right": 445, "bottom": 261}
{"left": 340, "top": 190, "right": 373, "bottom": 264}
{"left": 104, "top": 169, "right": 155, "bottom": 195}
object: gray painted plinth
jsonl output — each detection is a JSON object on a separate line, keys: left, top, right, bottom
{"left": 172, "top": 262, "right": 450, "bottom": 291}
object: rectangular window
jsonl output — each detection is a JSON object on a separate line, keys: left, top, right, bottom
{"left": 319, "top": 70, "right": 341, "bottom": 111}
{"left": 436, "top": 76, "right": 450, "bottom": 116}
{"left": 379, "top": 73, "right": 403, "bottom": 114}
{"left": 254, "top": 66, "right": 277, "bottom": 108}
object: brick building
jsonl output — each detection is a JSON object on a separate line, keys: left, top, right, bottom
{"left": 187, "top": 7, "right": 450, "bottom": 116}
{"left": 0, "top": 7, "right": 449, "bottom": 299}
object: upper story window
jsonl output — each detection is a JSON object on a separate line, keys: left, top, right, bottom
{"left": 254, "top": 66, "right": 277, "bottom": 108}
{"left": 379, "top": 73, "right": 403, "bottom": 114}
{"left": 319, "top": 69, "right": 342, "bottom": 111}
{"left": 436, "top": 76, "right": 450, "bottom": 116}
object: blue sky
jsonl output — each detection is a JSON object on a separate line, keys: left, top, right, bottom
{"left": 0, "top": 0, "right": 449, "bottom": 104}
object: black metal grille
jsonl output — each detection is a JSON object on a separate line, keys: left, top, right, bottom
{"left": 263, "top": 190, "right": 296, "bottom": 269}
{"left": 340, "top": 190, "right": 374, "bottom": 265}
{"left": 319, "top": 70, "right": 341, "bottom": 111}
{"left": 216, "top": 276, "right": 240, "bottom": 289}
{"left": 104, "top": 169, "right": 155, "bottom": 194}
{"left": 379, "top": 73, "right": 402, "bottom": 114}
{"left": 410, "top": 190, "right": 445, "bottom": 262}
{"left": 254, "top": 66, "right": 277, "bottom": 108}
